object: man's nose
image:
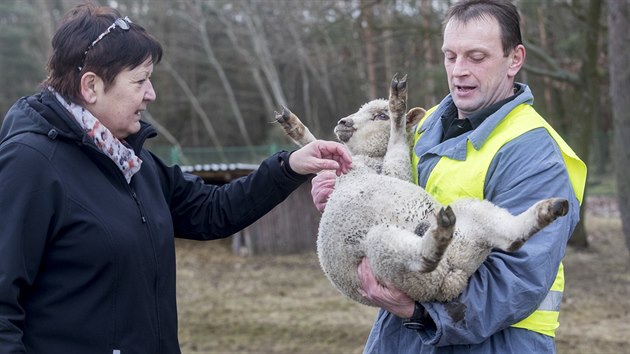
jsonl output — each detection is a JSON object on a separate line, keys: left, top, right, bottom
{"left": 451, "top": 58, "right": 469, "bottom": 77}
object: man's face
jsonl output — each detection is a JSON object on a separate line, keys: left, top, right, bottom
{"left": 442, "top": 16, "right": 522, "bottom": 119}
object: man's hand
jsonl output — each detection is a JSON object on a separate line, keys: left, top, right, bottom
{"left": 357, "top": 257, "right": 415, "bottom": 318}
{"left": 289, "top": 140, "right": 352, "bottom": 176}
{"left": 310, "top": 170, "right": 337, "bottom": 212}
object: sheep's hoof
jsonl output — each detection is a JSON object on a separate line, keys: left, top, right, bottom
{"left": 433, "top": 206, "right": 455, "bottom": 246}
{"left": 551, "top": 199, "right": 569, "bottom": 217}
{"left": 537, "top": 198, "right": 569, "bottom": 225}
{"left": 274, "top": 105, "right": 292, "bottom": 124}
{"left": 390, "top": 73, "right": 408, "bottom": 94}
{"left": 437, "top": 206, "right": 456, "bottom": 228}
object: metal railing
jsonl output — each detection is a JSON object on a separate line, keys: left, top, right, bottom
{"left": 149, "top": 144, "right": 297, "bottom": 166}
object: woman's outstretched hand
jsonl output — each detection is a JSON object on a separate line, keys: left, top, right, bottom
{"left": 288, "top": 140, "right": 352, "bottom": 176}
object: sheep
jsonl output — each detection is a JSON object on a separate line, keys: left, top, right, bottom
{"left": 275, "top": 75, "right": 569, "bottom": 306}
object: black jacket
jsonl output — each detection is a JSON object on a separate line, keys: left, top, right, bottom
{"left": 0, "top": 90, "right": 308, "bottom": 354}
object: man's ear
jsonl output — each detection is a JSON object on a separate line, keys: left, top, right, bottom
{"left": 79, "top": 72, "right": 101, "bottom": 104}
{"left": 406, "top": 107, "right": 426, "bottom": 129}
{"left": 508, "top": 44, "right": 526, "bottom": 78}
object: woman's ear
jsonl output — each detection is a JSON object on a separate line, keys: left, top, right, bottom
{"left": 79, "top": 72, "right": 101, "bottom": 104}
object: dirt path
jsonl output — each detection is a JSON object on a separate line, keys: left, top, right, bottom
{"left": 556, "top": 201, "right": 630, "bottom": 354}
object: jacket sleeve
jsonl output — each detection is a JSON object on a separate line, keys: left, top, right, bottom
{"left": 418, "top": 128, "right": 581, "bottom": 346}
{"left": 0, "top": 142, "right": 65, "bottom": 353}
{"left": 154, "top": 151, "right": 310, "bottom": 240}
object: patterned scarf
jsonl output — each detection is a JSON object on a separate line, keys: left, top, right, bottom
{"left": 53, "top": 90, "right": 142, "bottom": 183}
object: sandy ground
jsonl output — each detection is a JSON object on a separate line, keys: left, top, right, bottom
{"left": 175, "top": 196, "right": 630, "bottom": 353}
{"left": 555, "top": 196, "right": 630, "bottom": 353}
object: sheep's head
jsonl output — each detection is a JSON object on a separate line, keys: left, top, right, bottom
{"left": 334, "top": 99, "right": 425, "bottom": 157}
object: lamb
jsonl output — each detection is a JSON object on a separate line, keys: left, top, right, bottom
{"left": 275, "top": 75, "right": 569, "bottom": 306}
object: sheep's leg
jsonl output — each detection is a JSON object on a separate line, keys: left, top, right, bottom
{"left": 454, "top": 198, "right": 569, "bottom": 253}
{"left": 502, "top": 198, "right": 569, "bottom": 252}
{"left": 275, "top": 106, "right": 317, "bottom": 147}
{"left": 415, "top": 206, "right": 456, "bottom": 272}
{"left": 366, "top": 206, "right": 456, "bottom": 279}
{"left": 388, "top": 74, "right": 408, "bottom": 138}
{"left": 382, "top": 74, "right": 413, "bottom": 181}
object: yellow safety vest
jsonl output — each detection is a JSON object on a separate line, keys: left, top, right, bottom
{"left": 412, "top": 104, "right": 587, "bottom": 337}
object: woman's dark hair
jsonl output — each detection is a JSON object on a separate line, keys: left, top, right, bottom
{"left": 43, "top": 1, "right": 163, "bottom": 104}
{"left": 443, "top": 0, "right": 522, "bottom": 57}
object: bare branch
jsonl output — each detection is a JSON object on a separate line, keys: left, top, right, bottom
{"left": 523, "top": 40, "right": 580, "bottom": 84}
{"left": 161, "top": 59, "right": 224, "bottom": 152}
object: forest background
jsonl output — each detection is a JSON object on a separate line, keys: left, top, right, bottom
{"left": 1, "top": 0, "right": 629, "bottom": 352}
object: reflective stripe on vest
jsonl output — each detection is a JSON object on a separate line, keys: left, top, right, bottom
{"left": 412, "top": 104, "right": 587, "bottom": 337}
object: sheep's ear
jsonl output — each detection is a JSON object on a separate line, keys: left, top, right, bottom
{"left": 406, "top": 107, "right": 426, "bottom": 128}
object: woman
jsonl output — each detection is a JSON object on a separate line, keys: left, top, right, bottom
{"left": 0, "top": 3, "right": 351, "bottom": 353}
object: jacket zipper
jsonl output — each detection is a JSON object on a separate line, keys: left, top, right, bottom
{"left": 130, "top": 186, "right": 162, "bottom": 353}
{"left": 84, "top": 142, "right": 163, "bottom": 352}
{"left": 131, "top": 191, "right": 147, "bottom": 224}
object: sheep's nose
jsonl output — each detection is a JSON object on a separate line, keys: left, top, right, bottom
{"left": 338, "top": 118, "right": 354, "bottom": 127}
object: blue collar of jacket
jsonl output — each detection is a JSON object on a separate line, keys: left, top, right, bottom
{"left": 414, "top": 83, "right": 533, "bottom": 162}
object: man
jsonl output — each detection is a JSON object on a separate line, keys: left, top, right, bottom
{"left": 311, "top": 0, "right": 586, "bottom": 353}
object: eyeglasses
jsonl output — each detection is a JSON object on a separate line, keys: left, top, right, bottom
{"left": 78, "top": 16, "right": 132, "bottom": 71}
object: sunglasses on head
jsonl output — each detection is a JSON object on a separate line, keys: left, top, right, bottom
{"left": 78, "top": 16, "right": 132, "bottom": 72}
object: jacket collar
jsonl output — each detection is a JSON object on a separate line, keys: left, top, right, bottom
{"left": 414, "top": 83, "right": 533, "bottom": 162}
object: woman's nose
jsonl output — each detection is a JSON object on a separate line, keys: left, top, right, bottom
{"left": 145, "top": 80, "right": 157, "bottom": 101}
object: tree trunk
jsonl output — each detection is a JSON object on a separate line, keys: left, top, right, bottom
{"left": 360, "top": 0, "right": 378, "bottom": 99}
{"left": 382, "top": 0, "right": 394, "bottom": 84}
{"left": 536, "top": 5, "right": 553, "bottom": 113}
{"left": 568, "top": 0, "right": 603, "bottom": 249}
{"left": 420, "top": 0, "right": 437, "bottom": 105}
{"left": 607, "top": 0, "right": 630, "bottom": 257}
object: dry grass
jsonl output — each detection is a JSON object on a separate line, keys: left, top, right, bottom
{"left": 176, "top": 207, "right": 630, "bottom": 354}
{"left": 555, "top": 215, "right": 630, "bottom": 354}
{"left": 176, "top": 239, "right": 376, "bottom": 354}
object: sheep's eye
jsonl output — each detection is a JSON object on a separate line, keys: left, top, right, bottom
{"left": 374, "top": 112, "right": 389, "bottom": 121}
